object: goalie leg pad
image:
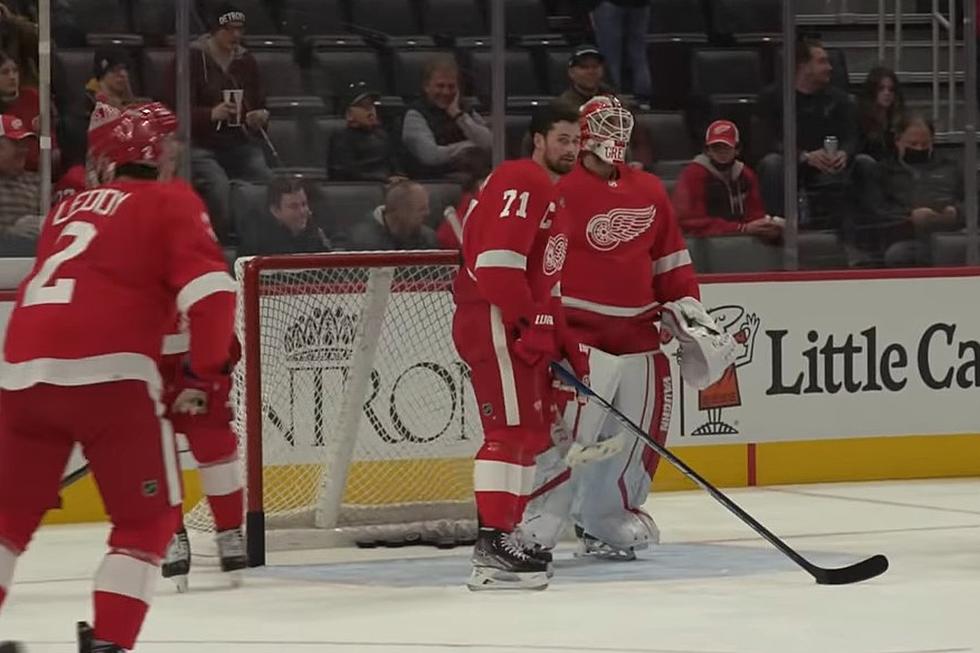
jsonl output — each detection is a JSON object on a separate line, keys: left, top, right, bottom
{"left": 573, "top": 352, "right": 672, "bottom": 547}
{"left": 519, "top": 442, "right": 573, "bottom": 550}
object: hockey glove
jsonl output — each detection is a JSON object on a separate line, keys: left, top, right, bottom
{"left": 513, "top": 311, "right": 560, "bottom": 367}
{"left": 164, "top": 337, "right": 239, "bottom": 431}
{"left": 660, "top": 297, "right": 737, "bottom": 390}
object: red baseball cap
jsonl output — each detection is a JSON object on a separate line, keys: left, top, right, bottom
{"left": 705, "top": 119, "right": 739, "bottom": 147}
{"left": 0, "top": 114, "right": 36, "bottom": 141}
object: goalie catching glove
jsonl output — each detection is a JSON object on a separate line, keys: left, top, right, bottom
{"left": 660, "top": 297, "right": 737, "bottom": 390}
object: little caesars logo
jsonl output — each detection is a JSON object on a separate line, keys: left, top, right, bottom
{"left": 686, "top": 305, "right": 761, "bottom": 436}
{"left": 586, "top": 205, "right": 656, "bottom": 251}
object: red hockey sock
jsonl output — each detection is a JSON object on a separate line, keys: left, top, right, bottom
{"left": 93, "top": 553, "right": 159, "bottom": 649}
{"left": 473, "top": 431, "right": 540, "bottom": 532}
{"left": 208, "top": 488, "right": 244, "bottom": 532}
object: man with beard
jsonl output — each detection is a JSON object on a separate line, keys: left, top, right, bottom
{"left": 452, "top": 101, "right": 588, "bottom": 591}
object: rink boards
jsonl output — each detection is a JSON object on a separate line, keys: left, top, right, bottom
{"left": 2, "top": 264, "right": 980, "bottom": 524}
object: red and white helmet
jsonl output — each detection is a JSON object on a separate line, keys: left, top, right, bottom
{"left": 579, "top": 95, "right": 634, "bottom": 164}
{"left": 88, "top": 102, "right": 178, "bottom": 168}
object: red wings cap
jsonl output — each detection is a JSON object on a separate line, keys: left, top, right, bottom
{"left": 705, "top": 119, "right": 739, "bottom": 147}
{"left": 0, "top": 114, "right": 36, "bottom": 141}
{"left": 88, "top": 102, "right": 178, "bottom": 167}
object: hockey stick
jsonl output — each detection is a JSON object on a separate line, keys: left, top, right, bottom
{"left": 550, "top": 363, "right": 889, "bottom": 586}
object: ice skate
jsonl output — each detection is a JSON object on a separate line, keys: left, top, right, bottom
{"left": 216, "top": 527, "right": 247, "bottom": 585}
{"left": 161, "top": 528, "right": 191, "bottom": 593}
{"left": 0, "top": 642, "right": 24, "bottom": 652}
{"left": 467, "top": 528, "right": 549, "bottom": 591}
{"left": 573, "top": 524, "right": 637, "bottom": 561}
{"left": 77, "top": 621, "right": 125, "bottom": 652}
{"left": 514, "top": 530, "right": 555, "bottom": 578}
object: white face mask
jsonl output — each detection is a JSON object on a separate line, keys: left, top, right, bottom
{"left": 581, "top": 98, "right": 634, "bottom": 164}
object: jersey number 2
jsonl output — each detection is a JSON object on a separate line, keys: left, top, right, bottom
{"left": 22, "top": 222, "right": 98, "bottom": 306}
{"left": 499, "top": 189, "right": 530, "bottom": 218}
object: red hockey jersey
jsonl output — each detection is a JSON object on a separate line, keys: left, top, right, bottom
{"left": 558, "top": 162, "right": 699, "bottom": 352}
{"left": 1, "top": 179, "right": 236, "bottom": 394}
{"left": 454, "top": 158, "right": 567, "bottom": 326}
{"left": 52, "top": 165, "right": 87, "bottom": 205}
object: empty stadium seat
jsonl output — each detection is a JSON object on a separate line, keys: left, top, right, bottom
{"left": 54, "top": 49, "right": 99, "bottom": 98}
{"left": 250, "top": 49, "right": 307, "bottom": 97}
{"left": 543, "top": 49, "right": 576, "bottom": 96}
{"left": 314, "top": 182, "right": 387, "bottom": 238}
{"left": 505, "top": 114, "right": 531, "bottom": 159}
{"left": 423, "top": 0, "right": 488, "bottom": 37}
{"left": 692, "top": 49, "right": 763, "bottom": 97}
{"left": 229, "top": 180, "right": 270, "bottom": 252}
{"left": 701, "top": 235, "right": 782, "bottom": 272}
{"left": 131, "top": 0, "right": 205, "bottom": 39}
{"left": 633, "top": 112, "right": 697, "bottom": 175}
{"left": 391, "top": 49, "right": 456, "bottom": 100}
{"left": 281, "top": 0, "right": 347, "bottom": 37}
{"left": 318, "top": 116, "right": 347, "bottom": 176}
{"left": 719, "top": 0, "right": 781, "bottom": 39}
{"left": 419, "top": 181, "right": 464, "bottom": 227}
{"left": 469, "top": 49, "right": 543, "bottom": 99}
{"left": 199, "top": 0, "right": 279, "bottom": 34}
{"left": 311, "top": 50, "right": 389, "bottom": 113}
{"left": 505, "top": 0, "right": 552, "bottom": 35}
{"left": 349, "top": 0, "right": 423, "bottom": 37}
{"left": 267, "top": 116, "right": 321, "bottom": 168}
{"left": 648, "top": 0, "right": 708, "bottom": 42}
{"left": 140, "top": 48, "right": 176, "bottom": 103}
{"left": 53, "top": 0, "right": 130, "bottom": 47}
{"left": 797, "top": 232, "right": 848, "bottom": 270}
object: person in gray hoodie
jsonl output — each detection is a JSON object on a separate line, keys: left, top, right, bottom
{"left": 185, "top": 3, "right": 271, "bottom": 242}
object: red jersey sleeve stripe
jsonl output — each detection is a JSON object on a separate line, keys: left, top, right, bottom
{"left": 0, "top": 353, "right": 162, "bottom": 393}
{"left": 176, "top": 271, "right": 237, "bottom": 314}
{"left": 475, "top": 249, "right": 528, "bottom": 271}
{"left": 652, "top": 249, "right": 692, "bottom": 275}
{"left": 162, "top": 333, "right": 190, "bottom": 355}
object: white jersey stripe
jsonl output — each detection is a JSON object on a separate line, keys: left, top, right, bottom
{"left": 475, "top": 249, "right": 528, "bottom": 271}
{"left": 562, "top": 296, "right": 660, "bottom": 318}
{"left": 162, "top": 333, "right": 190, "bottom": 355}
{"left": 489, "top": 305, "right": 520, "bottom": 426}
{"left": 198, "top": 458, "right": 243, "bottom": 497}
{"left": 473, "top": 459, "right": 536, "bottom": 495}
{"left": 653, "top": 250, "right": 692, "bottom": 275}
{"left": 176, "top": 271, "right": 236, "bottom": 314}
{"left": 159, "top": 415, "right": 183, "bottom": 507}
{"left": 0, "top": 353, "right": 162, "bottom": 393}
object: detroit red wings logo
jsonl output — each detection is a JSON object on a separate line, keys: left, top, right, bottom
{"left": 586, "top": 205, "right": 656, "bottom": 251}
{"left": 543, "top": 234, "right": 567, "bottom": 276}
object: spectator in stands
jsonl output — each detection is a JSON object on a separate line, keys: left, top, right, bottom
{"left": 591, "top": 1, "right": 653, "bottom": 107}
{"left": 238, "top": 177, "right": 331, "bottom": 257}
{"left": 559, "top": 45, "right": 615, "bottom": 108}
{"left": 755, "top": 38, "right": 876, "bottom": 235}
{"left": 348, "top": 181, "right": 437, "bottom": 251}
{"left": 0, "top": 51, "right": 56, "bottom": 172}
{"left": 0, "top": 113, "right": 39, "bottom": 256}
{"left": 858, "top": 66, "right": 905, "bottom": 162}
{"left": 187, "top": 3, "right": 271, "bottom": 242}
{"left": 329, "top": 81, "right": 406, "bottom": 184}
{"left": 875, "top": 115, "right": 963, "bottom": 266}
{"left": 84, "top": 49, "right": 137, "bottom": 116}
{"left": 673, "top": 119, "right": 781, "bottom": 242}
{"left": 401, "top": 55, "right": 491, "bottom": 183}
{"left": 0, "top": 2, "right": 37, "bottom": 88}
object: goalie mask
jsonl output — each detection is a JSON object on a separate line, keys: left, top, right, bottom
{"left": 580, "top": 95, "right": 634, "bottom": 164}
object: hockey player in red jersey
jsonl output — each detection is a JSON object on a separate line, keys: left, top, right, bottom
{"left": 0, "top": 103, "right": 237, "bottom": 653}
{"left": 453, "top": 101, "right": 588, "bottom": 590}
{"left": 520, "top": 96, "right": 736, "bottom": 561}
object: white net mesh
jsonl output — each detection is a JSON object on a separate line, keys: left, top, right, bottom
{"left": 185, "top": 254, "right": 480, "bottom": 548}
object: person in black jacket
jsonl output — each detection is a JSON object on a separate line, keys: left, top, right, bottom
{"left": 755, "top": 38, "right": 876, "bottom": 235}
{"left": 328, "top": 81, "right": 406, "bottom": 183}
{"left": 238, "top": 177, "right": 331, "bottom": 256}
{"left": 875, "top": 115, "right": 963, "bottom": 266}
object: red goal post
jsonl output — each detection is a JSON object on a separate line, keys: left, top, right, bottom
{"left": 184, "top": 251, "right": 481, "bottom": 566}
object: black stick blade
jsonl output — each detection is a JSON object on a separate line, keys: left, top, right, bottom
{"left": 813, "top": 554, "right": 889, "bottom": 585}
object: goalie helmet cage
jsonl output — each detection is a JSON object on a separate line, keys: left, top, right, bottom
{"left": 186, "top": 251, "right": 481, "bottom": 566}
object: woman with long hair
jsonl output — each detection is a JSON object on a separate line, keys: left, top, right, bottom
{"left": 858, "top": 66, "right": 905, "bottom": 161}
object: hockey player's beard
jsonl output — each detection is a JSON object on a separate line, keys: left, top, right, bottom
{"left": 547, "top": 154, "right": 577, "bottom": 176}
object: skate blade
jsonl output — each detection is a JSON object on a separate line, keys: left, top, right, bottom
{"left": 171, "top": 574, "right": 189, "bottom": 593}
{"left": 0, "top": 642, "right": 25, "bottom": 653}
{"left": 466, "top": 567, "right": 549, "bottom": 591}
{"left": 574, "top": 543, "right": 637, "bottom": 562}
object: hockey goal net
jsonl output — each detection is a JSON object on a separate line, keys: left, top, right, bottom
{"left": 184, "top": 251, "right": 480, "bottom": 564}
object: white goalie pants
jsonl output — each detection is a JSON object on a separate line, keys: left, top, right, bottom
{"left": 520, "top": 347, "right": 672, "bottom": 551}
